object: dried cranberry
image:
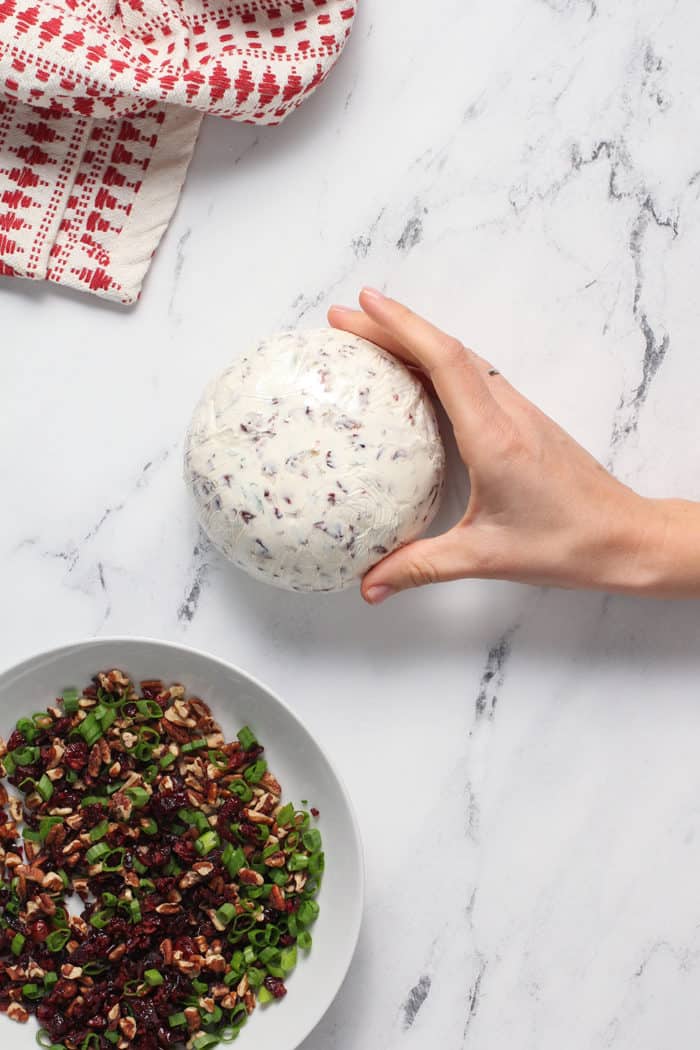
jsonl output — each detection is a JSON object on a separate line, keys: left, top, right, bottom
{"left": 217, "top": 796, "right": 242, "bottom": 841}
{"left": 6, "top": 729, "right": 24, "bottom": 751}
{"left": 310, "top": 807, "right": 320, "bottom": 817}
{"left": 51, "top": 788, "right": 81, "bottom": 809}
{"left": 263, "top": 975, "right": 287, "bottom": 999}
{"left": 150, "top": 788, "right": 187, "bottom": 824}
{"left": 238, "top": 821, "right": 259, "bottom": 842}
{"left": 30, "top": 920, "right": 49, "bottom": 943}
{"left": 52, "top": 716, "right": 73, "bottom": 736}
{"left": 63, "top": 741, "right": 88, "bottom": 770}
{"left": 71, "top": 932, "right": 110, "bottom": 964}
{"left": 172, "top": 839, "right": 196, "bottom": 863}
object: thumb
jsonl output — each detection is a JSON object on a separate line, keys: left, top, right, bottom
{"left": 361, "top": 529, "right": 477, "bottom": 604}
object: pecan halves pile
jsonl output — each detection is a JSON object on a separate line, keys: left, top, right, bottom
{"left": 0, "top": 671, "right": 324, "bottom": 1050}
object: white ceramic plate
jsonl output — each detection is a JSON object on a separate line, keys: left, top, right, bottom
{"left": 0, "top": 637, "right": 364, "bottom": 1050}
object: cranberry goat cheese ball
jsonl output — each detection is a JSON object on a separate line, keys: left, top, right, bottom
{"left": 184, "top": 329, "right": 446, "bottom": 592}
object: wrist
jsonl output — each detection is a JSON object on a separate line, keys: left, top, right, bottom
{"left": 602, "top": 495, "right": 700, "bottom": 597}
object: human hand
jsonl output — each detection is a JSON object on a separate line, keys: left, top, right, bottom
{"left": 328, "top": 289, "right": 692, "bottom": 603}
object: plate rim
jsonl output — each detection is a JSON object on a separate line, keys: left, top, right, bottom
{"left": 0, "top": 635, "right": 365, "bottom": 1050}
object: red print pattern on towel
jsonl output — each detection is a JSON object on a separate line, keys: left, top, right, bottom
{"left": 0, "top": 1, "right": 356, "bottom": 303}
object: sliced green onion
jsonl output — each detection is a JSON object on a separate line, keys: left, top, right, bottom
{"left": 237, "top": 726, "right": 257, "bottom": 751}
{"left": 144, "top": 968, "right": 163, "bottom": 987}
{"left": 159, "top": 752, "right": 177, "bottom": 769}
{"left": 288, "top": 853, "right": 309, "bottom": 872}
{"left": 215, "top": 903, "right": 236, "bottom": 927}
{"left": 128, "top": 900, "right": 142, "bottom": 924}
{"left": 43, "top": 972, "right": 59, "bottom": 989}
{"left": 81, "top": 795, "right": 107, "bottom": 807}
{"left": 275, "top": 803, "right": 294, "bottom": 827}
{"left": 192, "top": 1035, "right": 220, "bottom": 1050}
{"left": 22, "top": 982, "right": 43, "bottom": 999}
{"left": 86, "top": 841, "right": 110, "bottom": 864}
{"left": 11, "top": 932, "right": 25, "bottom": 956}
{"left": 89, "top": 819, "right": 109, "bottom": 842}
{"left": 222, "top": 845, "right": 245, "bottom": 877}
{"left": 23, "top": 829, "right": 42, "bottom": 843}
{"left": 280, "top": 946, "right": 297, "bottom": 973}
{"left": 102, "top": 848, "right": 126, "bottom": 872}
{"left": 83, "top": 961, "right": 108, "bottom": 976}
{"left": 181, "top": 738, "right": 207, "bottom": 754}
{"left": 16, "top": 718, "right": 38, "bottom": 742}
{"left": 259, "top": 946, "right": 279, "bottom": 966}
{"left": 39, "top": 816, "right": 64, "bottom": 840}
{"left": 62, "top": 688, "right": 80, "bottom": 713}
{"left": 138, "top": 878, "right": 156, "bottom": 893}
{"left": 78, "top": 713, "right": 102, "bottom": 747}
{"left": 46, "top": 929, "right": 70, "bottom": 952}
{"left": 98, "top": 706, "right": 117, "bottom": 732}
{"left": 229, "top": 780, "right": 253, "bottom": 802}
{"left": 139, "top": 726, "right": 161, "bottom": 745}
{"left": 105, "top": 1034, "right": 119, "bottom": 1045}
{"left": 12, "top": 745, "right": 39, "bottom": 766}
{"left": 202, "top": 1004, "right": 223, "bottom": 1027}
{"left": 89, "top": 909, "right": 114, "bottom": 929}
{"left": 309, "top": 851, "right": 325, "bottom": 878}
{"left": 133, "top": 857, "right": 148, "bottom": 875}
{"left": 81, "top": 1035, "right": 101, "bottom": 1050}
{"left": 52, "top": 907, "right": 69, "bottom": 928}
{"left": 297, "top": 930, "right": 312, "bottom": 950}
{"left": 243, "top": 759, "right": 267, "bottom": 784}
{"left": 36, "top": 1030, "right": 55, "bottom": 1048}
{"left": 257, "top": 986, "right": 274, "bottom": 1004}
{"left": 168, "top": 1012, "right": 187, "bottom": 1028}
{"left": 143, "top": 764, "right": 159, "bottom": 784}
{"left": 246, "top": 966, "right": 265, "bottom": 989}
{"left": 2, "top": 752, "right": 16, "bottom": 775}
{"left": 208, "top": 749, "right": 229, "bottom": 770}
{"left": 302, "top": 829, "right": 322, "bottom": 852}
{"left": 125, "top": 787, "right": 150, "bottom": 808}
{"left": 123, "top": 979, "right": 144, "bottom": 997}
{"left": 135, "top": 699, "right": 163, "bottom": 719}
{"left": 141, "top": 818, "right": 158, "bottom": 836}
{"left": 229, "top": 913, "right": 255, "bottom": 937}
{"left": 192, "top": 978, "right": 208, "bottom": 995}
{"left": 297, "top": 899, "right": 320, "bottom": 925}
{"left": 195, "top": 830, "right": 220, "bottom": 856}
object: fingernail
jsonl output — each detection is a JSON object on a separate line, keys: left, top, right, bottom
{"left": 329, "top": 304, "right": 353, "bottom": 314}
{"left": 361, "top": 286, "right": 385, "bottom": 303}
{"left": 365, "top": 584, "right": 395, "bottom": 605}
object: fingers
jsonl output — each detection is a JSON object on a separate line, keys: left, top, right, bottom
{"left": 327, "top": 305, "right": 419, "bottom": 365}
{"left": 361, "top": 529, "right": 478, "bottom": 604}
{"left": 354, "top": 289, "right": 504, "bottom": 449}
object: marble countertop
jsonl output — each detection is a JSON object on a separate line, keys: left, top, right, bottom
{"left": 3, "top": 1, "right": 700, "bottom": 1047}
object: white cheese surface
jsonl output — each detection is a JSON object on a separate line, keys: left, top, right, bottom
{"left": 184, "top": 329, "right": 445, "bottom": 592}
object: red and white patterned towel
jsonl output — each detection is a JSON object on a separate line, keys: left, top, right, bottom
{"left": 0, "top": 1, "right": 355, "bottom": 303}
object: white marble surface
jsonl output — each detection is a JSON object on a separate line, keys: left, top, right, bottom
{"left": 3, "top": 1, "right": 700, "bottom": 1047}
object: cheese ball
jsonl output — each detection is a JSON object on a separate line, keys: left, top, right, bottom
{"left": 184, "top": 329, "right": 445, "bottom": 592}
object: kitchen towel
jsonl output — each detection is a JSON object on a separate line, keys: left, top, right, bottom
{"left": 0, "top": 0, "right": 355, "bottom": 304}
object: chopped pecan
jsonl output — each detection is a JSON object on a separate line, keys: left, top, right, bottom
{"left": 238, "top": 867, "right": 264, "bottom": 887}
{"left": 119, "top": 1017, "right": 137, "bottom": 1040}
{"left": 7, "top": 1003, "right": 29, "bottom": 1023}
